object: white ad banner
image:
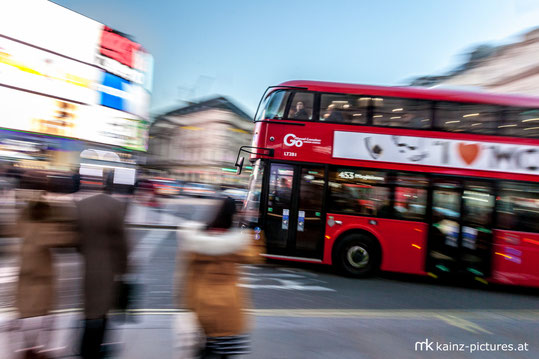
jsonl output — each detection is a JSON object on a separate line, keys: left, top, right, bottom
{"left": 333, "top": 131, "right": 539, "bottom": 175}
{"left": 0, "top": 36, "right": 101, "bottom": 104}
{"left": 95, "top": 54, "right": 145, "bottom": 84}
{"left": 0, "top": 0, "right": 103, "bottom": 64}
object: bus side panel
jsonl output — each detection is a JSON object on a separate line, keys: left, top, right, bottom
{"left": 490, "top": 230, "right": 539, "bottom": 287}
{"left": 324, "top": 214, "right": 428, "bottom": 275}
{"left": 251, "top": 121, "right": 265, "bottom": 150}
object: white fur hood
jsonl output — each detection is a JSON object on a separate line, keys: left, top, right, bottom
{"left": 177, "top": 221, "right": 249, "bottom": 256}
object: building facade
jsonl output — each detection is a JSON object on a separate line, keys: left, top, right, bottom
{"left": 147, "top": 97, "right": 253, "bottom": 187}
{"left": 411, "top": 27, "right": 539, "bottom": 97}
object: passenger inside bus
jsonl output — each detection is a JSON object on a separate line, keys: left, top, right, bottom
{"left": 293, "top": 101, "right": 309, "bottom": 120}
{"left": 325, "top": 104, "right": 344, "bottom": 122}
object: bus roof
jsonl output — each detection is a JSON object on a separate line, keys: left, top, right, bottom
{"left": 278, "top": 80, "right": 539, "bottom": 108}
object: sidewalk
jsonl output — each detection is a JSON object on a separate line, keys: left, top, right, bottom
{"left": 3, "top": 309, "right": 537, "bottom": 359}
{"left": 0, "top": 311, "right": 175, "bottom": 359}
{"left": 125, "top": 203, "right": 181, "bottom": 229}
{"left": 125, "top": 197, "right": 218, "bottom": 229}
{"left": 2, "top": 310, "right": 362, "bottom": 359}
{"left": 0, "top": 310, "right": 392, "bottom": 359}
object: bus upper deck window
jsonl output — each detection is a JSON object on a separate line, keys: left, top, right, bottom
{"left": 320, "top": 94, "right": 368, "bottom": 123}
{"left": 256, "top": 90, "right": 291, "bottom": 121}
{"left": 287, "top": 92, "right": 314, "bottom": 120}
{"left": 501, "top": 108, "right": 539, "bottom": 138}
{"left": 435, "top": 102, "right": 499, "bottom": 134}
{"left": 373, "top": 97, "right": 432, "bottom": 128}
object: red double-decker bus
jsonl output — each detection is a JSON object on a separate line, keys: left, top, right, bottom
{"left": 237, "top": 80, "right": 539, "bottom": 288}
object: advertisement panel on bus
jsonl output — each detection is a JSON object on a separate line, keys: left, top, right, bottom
{"left": 333, "top": 131, "right": 538, "bottom": 176}
{"left": 260, "top": 125, "right": 539, "bottom": 180}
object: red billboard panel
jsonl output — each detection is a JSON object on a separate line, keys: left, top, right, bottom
{"left": 99, "top": 26, "right": 140, "bottom": 68}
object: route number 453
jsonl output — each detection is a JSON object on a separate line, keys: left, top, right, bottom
{"left": 338, "top": 171, "right": 355, "bottom": 179}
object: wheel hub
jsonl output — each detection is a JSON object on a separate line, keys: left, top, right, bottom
{"left": 347, "top": 245, "right": 369, "bottom": 268}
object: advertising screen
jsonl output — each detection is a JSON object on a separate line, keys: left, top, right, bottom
{"left": 78, "top": 106, "right": 149, "bottom": 152}
{"left": 0, "top": 36, "right": 101, "bottom": 104}
{"left": 0, "top": 0, "right": 103, "bottom": 64}
{"left": 97, "top": 71, "right": 150, "bottom": 119}
{"left": 0, "top": 87, "right": 148, "bottom": 152}
{"left": 0, "top": 0, "right": 152, "bottom": 151}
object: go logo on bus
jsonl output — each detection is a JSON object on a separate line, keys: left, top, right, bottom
{"left": 284, "top": 133, "right": 303, "bottom": 147}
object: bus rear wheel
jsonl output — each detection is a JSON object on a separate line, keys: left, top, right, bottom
{"left": 335, "top": 234, "right": 380, "bottom": 277}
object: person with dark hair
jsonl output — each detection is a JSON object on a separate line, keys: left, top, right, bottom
{"left": 325, "top": 104, "right": 344, "bottom": 122}
{"left": 12, "top": 192, "right": 76, "bottom": 358}
{"left": 293, "top": 101, "right": 309, "bottom": 120}
{"left": 175, "top": 197, "right": 254, "bottom": 358}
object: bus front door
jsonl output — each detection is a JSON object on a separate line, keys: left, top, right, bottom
{"left": 427, "top": 180, "right": 495, "bottom": 281}
{"left": 264, "top": 163, "right": 326, "bottom": 260}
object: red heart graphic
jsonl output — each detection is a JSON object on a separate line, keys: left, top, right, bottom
{"left": 458, "top": 143, "right": 480, "bottom": 165}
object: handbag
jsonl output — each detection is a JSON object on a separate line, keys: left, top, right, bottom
{"left": 113, "top": 278, "right": 141, "bottom": 323}
{"left": 172, "top": 310, "right": 204, "bottom": 359}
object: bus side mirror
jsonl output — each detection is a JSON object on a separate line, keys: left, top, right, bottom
{"left": 235, "top": 157, "right": 244, "bottom": 175}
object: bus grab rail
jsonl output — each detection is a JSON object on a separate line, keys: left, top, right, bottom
{"left": 235, "top": 146, "right": 274, "bottom": 175}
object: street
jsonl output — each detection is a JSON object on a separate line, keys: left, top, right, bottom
{"left": 0, "top": 200, "right": 538, "bottom": 358}
{"left": 3, "top": 1, "right": 539, "bottom": 358}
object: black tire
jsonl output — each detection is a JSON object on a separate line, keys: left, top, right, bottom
{"left": 334, "top": 233, "right": 381, "bottom": 277}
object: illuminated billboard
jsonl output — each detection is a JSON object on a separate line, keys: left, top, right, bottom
{"left": 0, "top": 86, "right": 148, "bottom": 151}
{"left": 0, "top": 0, "right": 152, "bottom": 151}
{"left": 0, "top": 36, "right": 100, "bottom": 104}
{"left": 79, "top": 106, "right": 149, "bottom": 151}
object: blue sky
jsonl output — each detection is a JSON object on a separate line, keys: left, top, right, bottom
{"left": 54, "top": 0, "right": 539, "bottom": 117}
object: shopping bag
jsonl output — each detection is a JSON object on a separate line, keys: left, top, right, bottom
{"left": 0, "top": 313, "right": 18, "bottom": 359}
{"left": 113, "top": 278, "right": 142, "bottom": 323}
{"left": 172, "top": 310, "right": 204, "bottom": 359}
{"left": 0, "top": 315, "right": 57, "bottom": 359}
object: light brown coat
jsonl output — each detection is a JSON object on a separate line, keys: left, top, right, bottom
{"left": 16, "top": 202, "right": 76, "bottom": 318}
{"left": 177, "top": 223, "right": 259, "bottom": 337}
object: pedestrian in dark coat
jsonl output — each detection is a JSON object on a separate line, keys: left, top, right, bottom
{"left": 76, "top": 188, "right": 129, "bottom": 358}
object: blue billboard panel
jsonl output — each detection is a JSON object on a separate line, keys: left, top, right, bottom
{"left": 99, "top": 72, "right": 129, "bottom": 111}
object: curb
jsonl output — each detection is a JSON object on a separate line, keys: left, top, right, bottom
{"left": 126, "top": 224, "right": 179, "bottom": 230}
